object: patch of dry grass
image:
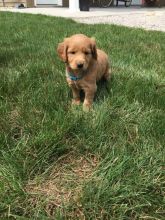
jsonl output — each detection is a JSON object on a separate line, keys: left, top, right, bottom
{"left": 26, "top": 152, "right": 100, "bottom": 218}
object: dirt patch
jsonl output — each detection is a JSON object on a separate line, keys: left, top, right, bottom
{"left": 26, "top": 152, "right": 100, "bottom": 218}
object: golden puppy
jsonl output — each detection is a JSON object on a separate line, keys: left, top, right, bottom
{"left": 57, "top": 34, "right": 111, "bottom": 111}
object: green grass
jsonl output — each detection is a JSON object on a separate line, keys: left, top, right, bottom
{"left": 0, "top": 12, "right": 165, "bottom": 219}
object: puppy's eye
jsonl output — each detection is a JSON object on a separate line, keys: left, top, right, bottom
{"left": 84, "top": 51, "right": 90, "bottom": 55}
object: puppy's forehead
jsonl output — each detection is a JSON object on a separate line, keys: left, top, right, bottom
{"left": 67, "top": 35, "right": 92, "bottom": 48}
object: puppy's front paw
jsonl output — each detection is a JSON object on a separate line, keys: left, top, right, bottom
{"left": 72, "top": 98, "right": 81, "bottom": 105}
{"left": 83, "top": 103, "right": 92, "bottom": 112}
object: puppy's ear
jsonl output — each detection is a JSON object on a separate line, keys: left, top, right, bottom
{"left": 57, "top": 41, "right": 68, "bottom": 62}
{"left": 90, "top": 38, "right": 97, "bottom": 60}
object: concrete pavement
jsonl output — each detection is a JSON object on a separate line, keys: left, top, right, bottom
{"left": 1, "top": 7, "right": 165, "bottom": 31}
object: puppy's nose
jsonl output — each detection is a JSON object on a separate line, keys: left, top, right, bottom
{"left": 77, "top": 63, "right": 84, "bottom": 69}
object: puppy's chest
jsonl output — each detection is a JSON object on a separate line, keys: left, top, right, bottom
{"left": 67, "top": 77, "right": 82, "bottom": 89}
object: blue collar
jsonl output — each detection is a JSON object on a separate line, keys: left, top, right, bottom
{"left": 67, "top": 72, "right": 83, "bottom": 81}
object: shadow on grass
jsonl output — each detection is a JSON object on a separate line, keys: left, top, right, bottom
{"left": 0, "top": 52, "right": 15, "bottom": 67}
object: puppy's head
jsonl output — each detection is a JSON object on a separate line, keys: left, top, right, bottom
{"left": 57, "top": 34, "right": 97, "bottom": 71}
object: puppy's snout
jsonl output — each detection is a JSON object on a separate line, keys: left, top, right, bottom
{"left": 77, "top": 63, "right": 84, "bottom": 69}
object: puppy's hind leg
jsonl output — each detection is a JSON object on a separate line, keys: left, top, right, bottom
{"left": 103, "top": 65, "right": 111, "bottom": 81}
{"left": 103, "top": 65, "right": 112, "bottom": 93}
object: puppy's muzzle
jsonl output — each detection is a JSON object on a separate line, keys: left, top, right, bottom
{"left": 77, "top": 63, "right": 84, "bottom": 69}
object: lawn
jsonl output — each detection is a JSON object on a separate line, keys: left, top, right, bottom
{"left": 0, "top": 12, "right": 165, "bottom": 219}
